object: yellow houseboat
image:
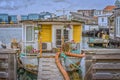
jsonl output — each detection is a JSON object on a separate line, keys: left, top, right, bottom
{"left": 20, "top": 20, "right": 83, "bottom": 54}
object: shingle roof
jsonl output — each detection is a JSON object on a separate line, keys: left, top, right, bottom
{"left": 104, "top": 5, "right": 116, "bottom": 11}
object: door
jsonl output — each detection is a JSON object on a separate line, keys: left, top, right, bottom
{"left": 56, "top": 29, "right": 69, "bottom": 47}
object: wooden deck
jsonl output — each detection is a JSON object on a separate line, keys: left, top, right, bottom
{"left": 84, "top": 49, "right": 120, "bottom": 80}
{"left": 37, "top": 53, "right": 64, "bottom": 80}
{"left": 37, "top": 49, "right": 120, "bottom": 80}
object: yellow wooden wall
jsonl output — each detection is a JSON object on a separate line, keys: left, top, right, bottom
{"left": 73, "top": 25, "right": 82, "bottom": 43}
{"left": 40, "top": 24, "right": 52, "bottom": 42}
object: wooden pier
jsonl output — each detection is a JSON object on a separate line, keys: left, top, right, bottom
{"left": 84, "top": 49, "right": 120, "bottom": 80}
{"left": 37, "top": 49, "right": 120, "bottom": 80}
{"left": 37, "top": 53, "right": 64, "bottom": 80}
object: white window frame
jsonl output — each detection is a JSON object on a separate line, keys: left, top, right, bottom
{"left": 25, "top": 25, "right": 34, "bottom": 42}
{"left": 116, "top": 17, "right": 120, "bottom": 37}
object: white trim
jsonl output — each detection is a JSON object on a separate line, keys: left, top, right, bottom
{"left": 52, "top": 25, "right": 56, "bottom": 48}
{"left": 22, "top": 24, "right": 36, "bottom": 54}
{"left": 116, "top": 17, "right": 120, "bottom": 37}
{"left": 22, "top": 23, "right": 24, "bottom": 52}
{"left": 25, "top": 24, "right": 35, "bottom": 42}
{"left": 52, "top": 25, "right": 63, "bottom": 48}
{"left": 69, "top": 25, "right": 73, "bottom": 41}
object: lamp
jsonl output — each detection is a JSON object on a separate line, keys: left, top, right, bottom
{"left": 64, "top": 24, "right": 71, "bottom": 30}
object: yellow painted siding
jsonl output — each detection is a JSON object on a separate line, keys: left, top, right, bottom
{"left": 40, "top": 25, "right": 52, "bottom": 42}
{"left": 73, "top": 25, "right": 82, "bottom": 43}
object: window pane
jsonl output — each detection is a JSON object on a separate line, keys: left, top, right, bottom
{"left": 64, "top": 30, "right": 69, "bottom": 42}
{"left": 56, "top": 35, "right": 61, "bottom": 39}
{"left": 118, "top": 17, "right": 120, "bottom": 36}
{"left": 118, "top": 18, "right": 119, "bottom": 35}
{"left": 56, "top": 41, "right": 61, "bottom": 45}
{"left": 116, "top": 18, "right": 118, "bottom": 35}
{"left": 56, "top": 29, "right": 61, "bottom": 34}
{"left": 56, "top": 29, "right": 61, "bottom": 47}
{"left": 64, "top": 29, "right": 68, "bottom": 34}
{"left": 26, "top": 27, "right": 32, "bottom": 41}
{"left": 102, "top": 18, "right": 104, "bottom": 22}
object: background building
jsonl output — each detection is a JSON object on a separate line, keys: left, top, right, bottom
{"left": 0, "top": 14, "right": 9, "bottom": 23}
{"left": 28, "top": 14, "right": 40, "bottom": 20}
{"left": 108, "top": 0, "right": 120, "bottom": 47}
{"left": 77, "top": 9, "right": 95, "bottom": 17}
{"left": 103, "top": 5, "right": 116, "bottom": 14}
{"left": 115, "top": 0, "right": 120, "bottom": 8}
{"left": 9, "top": 15, "right": 17, "bottom": 23}
{"left": 94, "top": 10, "right": 103, "bottom": 17}
{"left": 21, "top": 15, "right": 28, "bottom": 20}
{"left": 98, "top": 13, "right": 112, "bottom": 29}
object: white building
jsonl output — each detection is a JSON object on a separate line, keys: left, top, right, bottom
{"left": 94, "top": 10, "right": 103, "bottom": 17}
{"left": 98, "top": 13, "right": 112, "bottom": 29}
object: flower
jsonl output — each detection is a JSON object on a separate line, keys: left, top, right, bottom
{"left": 31, "top": 48, "right": 40, "bottom": 54}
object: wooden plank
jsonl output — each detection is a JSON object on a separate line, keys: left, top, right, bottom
{"left": 0, "top": 72, "right": 8, "bottom": 78}
{"left": 0, "top": 49, "right": 16, "bottom": 54}
{"left": 93, "top": 55, "right": 120, "bottom": 60}
{"left": 38, "top": 57, "right": 64, "bottom": 80}
{"left": 93, "top": 73, "right": 120, "bottom": 80}
{"left": 82, "top": 49, "right": 120, "bottom": 54}
{"left": 88, "top": 42, "right": 108, "bottom": 44}
{"left": 92, "top": 63, "right": 120, "bottom": 70}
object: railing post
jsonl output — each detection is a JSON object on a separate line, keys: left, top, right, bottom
{"left": 39, "top": 37, "right": 42, "bottom": 58}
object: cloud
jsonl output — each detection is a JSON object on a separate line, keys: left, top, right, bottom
{"left": 53, "top": 0, "right": 65, "bottom": 2}
{"left": 0, "top": 0, "right": 36, "bottom": 10}
{"left": 67, "top": 2, "right": 80, "bottom": 10}
{"left": 52, "top": 0, "right": 78, "bottom": 10}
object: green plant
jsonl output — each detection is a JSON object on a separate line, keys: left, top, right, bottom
{"left": 26, "top": 45, "right": 33, "bottom": 53}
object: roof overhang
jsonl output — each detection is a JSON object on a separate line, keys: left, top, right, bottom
{"left": 20, "top": 20, "right": 84, "bottom": 25}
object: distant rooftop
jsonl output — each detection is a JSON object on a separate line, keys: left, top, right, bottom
{"left": 104, "top": 5, "right": 116, "bottom": 11}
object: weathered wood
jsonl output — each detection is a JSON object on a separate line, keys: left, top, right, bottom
{"left": 84, "top": 50, "right": 120, "bottom": 80}
{"left": 0, "top": 49, "right": 16, "bottom": 54}
{"left": 82, "top": 49, "right": 120, "bottom": 54}
{"left": 93, "top": 55, "right": 120, "bottom": 60}
{"left": 0, "top": 49, "right": 17, "bottom": 80}
{"left": 93, "top": 73, "right": 120, "bottom": 80}
{"left": 37, "top": 58, "right": 64, "bottom": 80}
{"left": 93, "top": 63, "right": 120, "bottom": 70}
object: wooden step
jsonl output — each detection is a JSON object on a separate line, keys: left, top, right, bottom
{"left": 37, "top": 58, "right": 64, "bottom": 80}
{"left": 92, "top": 63, "right": 120, "bottom": 70}
{"left": 92, "top": 54, "right": 120, "bottom": 60}
{"left": 92, "top": 73, "right": 120, "bottom": 80}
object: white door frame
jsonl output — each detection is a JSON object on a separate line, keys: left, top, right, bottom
{"left": 52, "top": 24, "right": 73, "bottom": 48}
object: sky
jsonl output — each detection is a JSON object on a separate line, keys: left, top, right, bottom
{"left": 0, "top": 0, "right": 116, "bottom": 15}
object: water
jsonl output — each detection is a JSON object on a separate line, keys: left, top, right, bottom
{"left": 82, "top": 37, "right": 90, "bottom": 49}
{"left": 0, "top": 28, "right": 22, "bottom": 44}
